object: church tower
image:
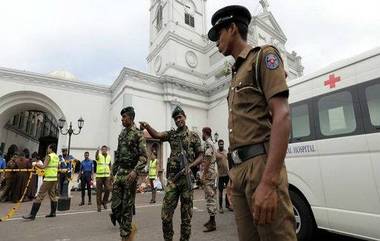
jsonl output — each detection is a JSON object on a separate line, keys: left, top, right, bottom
{"left": 147, "top": 0, "right": 209, "bottom": 85}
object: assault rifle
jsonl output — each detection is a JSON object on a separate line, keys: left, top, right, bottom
{"left": 172, "top": 138, "right": 193, "bottom": 191}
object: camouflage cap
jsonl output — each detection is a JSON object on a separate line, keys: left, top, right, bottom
{"left": 172, "top": 106, "right": 186, "bottom": 119}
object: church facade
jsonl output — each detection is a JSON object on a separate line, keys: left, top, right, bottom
{"left": 0, "top": 0, "right": 303, "bottom": 172}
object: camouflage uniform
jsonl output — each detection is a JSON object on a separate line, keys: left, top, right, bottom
{"left": 161, "top": 126, "right": 202, "bottom": 241}
{"left": 112, "top": 124, "right": 148, "bottom": 239}
{"left": 203, "top": 137, "right": 217, "bottom": 216}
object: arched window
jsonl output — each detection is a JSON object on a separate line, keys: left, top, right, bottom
{"left": 184, "top": 0, "right": 195, "bottom": 28}
{"left": 156, "top": 4, "right": 163, "bottom": 32}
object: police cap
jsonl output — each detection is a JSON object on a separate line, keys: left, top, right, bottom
{"left": 171, "top": 106, "right": 186, "bottom": 119}
{"left": 208, "top": 5, "right": 252, "bottom": 42}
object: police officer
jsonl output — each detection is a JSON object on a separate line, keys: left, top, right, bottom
{"left": 201, "top": 127, "right": 217, "bottom": 232}
{"left": 110, "top": 106, "right": 148, "bottom": 241}
{"left": 23, "top": 144, "right": 59, "bottom": 220}
{"left": 208, "top": 5, "right": 297, "bottom": 241}
{"left": 140, "top": 106, "right": 203, "bottom": 241}
{"left": 79, "top": 151, "right": 94, "bottom": 206}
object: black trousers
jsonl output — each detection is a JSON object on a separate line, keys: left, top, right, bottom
{"left": 81, "top": 172, "right": 92, "bottom": 202}
{"left": 217, "top": 175, "right": 230, "bottom": 208}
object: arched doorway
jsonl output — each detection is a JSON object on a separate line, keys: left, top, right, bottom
{"left": 0, "top": 91, "right": 65, "bottom": 159}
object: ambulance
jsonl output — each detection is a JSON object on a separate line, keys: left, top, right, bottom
{"left": 286, "top": 47, "right": 380, "bottom": 241}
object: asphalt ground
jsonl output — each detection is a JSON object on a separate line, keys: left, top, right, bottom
{"left": 0, "top": 189, "right": 363, "bottom": 241}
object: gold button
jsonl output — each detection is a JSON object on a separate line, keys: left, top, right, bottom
{"left": 229, "top": 129, "right": 232, "bottom": 133}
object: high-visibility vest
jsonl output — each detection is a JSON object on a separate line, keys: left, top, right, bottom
{"left": 96, "top": 154, "right": 111, "bottom": 177}
{"left": 148, "top": 159, "right": 157, "bottom": 178}
{"left": 45, "top": 153, "right": 59, "bottom": 182}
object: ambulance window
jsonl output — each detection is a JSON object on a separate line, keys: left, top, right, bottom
{"left": 318, "top": 91, "right": 356, "bottom": 136}
{"left": 291, "top": 104, "right": 310, "bottom": 139}
{"left": 365, "top": 83, "right": 380, "bottom": 127}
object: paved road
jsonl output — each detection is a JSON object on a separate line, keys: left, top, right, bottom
{"left": 0, "top": 190, "right": 363, "bottom": 241}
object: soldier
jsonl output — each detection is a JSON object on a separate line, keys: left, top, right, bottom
{"left": 109, "top": 106, "right": 148, "bottom": 241}
{"left": 201, "top": 127, "right": 217, "bottom": 232}
{"left": 95, "top": 145, "right": 112, "bottom": 212}
{"left": 208, "top": 5, "right": 297, "bottom": 241}
{"left": 23, "top": 144, "right": 59, "bottom": 220}
{"left": 140, "top": 106, "right": 203, "bottom": 241}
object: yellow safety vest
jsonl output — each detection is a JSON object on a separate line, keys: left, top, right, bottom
{"left": 96, "top": 154, "right": 111, "bottom": 178}
{"left": 148, "top": 159, "right": 157, "bottom": 179}
{"left": 45, "top": 153, "right": 59, "bottom": 182}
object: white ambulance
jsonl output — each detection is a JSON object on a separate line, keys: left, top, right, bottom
{"left": 286, "top": 47, "right": 380, "bottom": 241}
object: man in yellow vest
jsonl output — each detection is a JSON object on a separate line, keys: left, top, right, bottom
{"left": 23, "top": 143, "right": 59, "bottom": 220}
{"left": 148, "top": 151, "right": 158, "bottom": 204}
{"left": 95, "top": 145, "right": 112, "bottom": 212}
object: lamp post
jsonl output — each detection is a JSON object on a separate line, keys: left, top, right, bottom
{"left": 58, "top": 117, "right": 84, "bottom": 156}
{"left": 56, "top": 117, "right": 84, "bottom": 211}
{"left": 214, "top": 132, "right": 219, "bottom": 143}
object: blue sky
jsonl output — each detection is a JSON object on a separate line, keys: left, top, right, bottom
{"left": 0, "top": 0, "right": 379, "bottom": 85}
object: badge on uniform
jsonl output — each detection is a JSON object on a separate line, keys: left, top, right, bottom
{"left": 264, "top": 53, "right": 280, "bottom": 70}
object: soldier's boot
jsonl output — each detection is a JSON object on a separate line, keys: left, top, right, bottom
{"left": 46, "top": 201, "right": 57, "bottom": 218}
{"left": 22, "top": 202, "right": 41, "bottom": 220}
{"left": 123, "top": 223, "right": 137, "bottom": 241}
{"left": 97, "top": 205, "right": 101, "bottom": 212}
{"left": 203, "top": 216, "right": 211, "bottom": 227}
{"left": 109, "top": 212, "right": 117, "bottom": 226}
{"left": 203, "top": 216, "right": 216, "bottom": 232}
{"left": 79, "top": 196, "right": 85, "bottom": 206}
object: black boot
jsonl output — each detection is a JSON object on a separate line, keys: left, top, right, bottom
{"left": 109, "top": 212, "right": 117, "bottom": 226}
{"left": 46, "top": 201, "right": 57, "bottom": 218}
{"left": 23, "top": 202, "right": 41, "bottom": 220}
{"left": 203, "top": 216, "right": 211, "bottom": 227}
{"left": 204, "top": 215, "right": 216, "bottom": 232}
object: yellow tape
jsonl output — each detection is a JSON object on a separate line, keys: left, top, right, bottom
{"left": 0, "top": 160, "right": 77, "bottom": 221}
{"left": 0, "top": 168, "right": 70, "bottom": 173}
{"left": 0, "top": 170, "right": 34, "bottom": 221}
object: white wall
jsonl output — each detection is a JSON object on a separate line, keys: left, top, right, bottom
{"left": 0, "top": 76, "right": 111, "bottom": 160}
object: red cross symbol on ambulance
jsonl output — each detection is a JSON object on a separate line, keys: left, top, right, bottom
{"left": 324, "top": 74, "right": 341, "bottom": 89}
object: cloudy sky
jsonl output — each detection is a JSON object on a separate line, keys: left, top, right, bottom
{"left": 0, "top": 0, "right": 379, "bottom": 85}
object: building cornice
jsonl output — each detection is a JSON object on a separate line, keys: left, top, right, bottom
{"left": 147, "top": 31, "right": 211, "bottom": 62}
{"left": 0, "top": 67, "right": 111, "bottom": 95}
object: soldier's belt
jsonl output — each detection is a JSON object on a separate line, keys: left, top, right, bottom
{"left": 231, "top": 143, "right": 266, "bottom": 165}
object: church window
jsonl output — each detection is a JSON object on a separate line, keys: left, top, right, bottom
{"left": 156, "top": 5, "right": 163, "bottom": 32}
{"left": 184, "top": 13, "right": 194, "bottom": 27}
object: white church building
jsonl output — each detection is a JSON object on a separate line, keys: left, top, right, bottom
{"left": 0, "top": 0, "right": 303, "bottom": 172}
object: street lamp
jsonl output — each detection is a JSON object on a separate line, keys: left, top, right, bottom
{"left": 58, "top": 117, "right": 84, "bottom": 156}
{"left": 57, "top": 117, "right": 84, "bottom": 210}
{"left": 214, "top": 132, "right": 219, "bottom": 143}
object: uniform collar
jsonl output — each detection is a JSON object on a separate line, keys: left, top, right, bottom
{"left": 232, "top": 45, "right": 259, "bottom": 72}
{"left": 126, "top": 123, "right": 136, "bottom": 131}
{"left": 176, "top": 125, "right": 189, "bottom": 133}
